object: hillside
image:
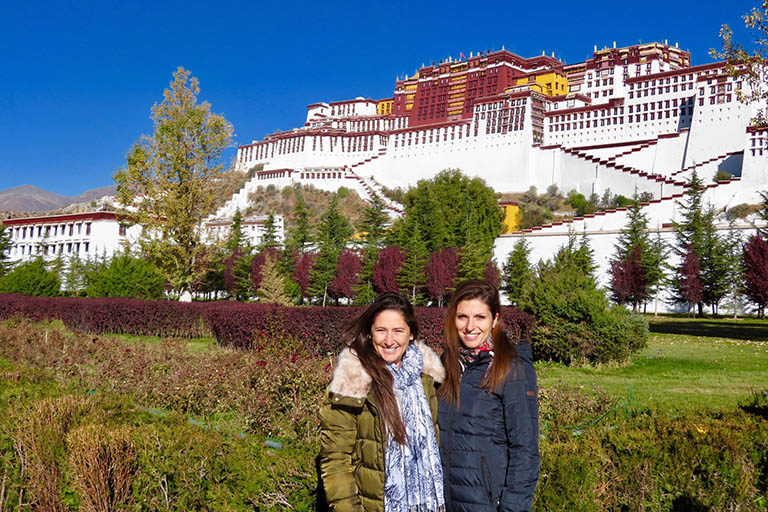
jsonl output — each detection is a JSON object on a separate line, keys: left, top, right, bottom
{"left": 0, "top": 184, "right": 117, "bottom": 214}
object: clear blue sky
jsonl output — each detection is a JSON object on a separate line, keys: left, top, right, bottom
{"left": 0, "top": 0, "right": 759, "bottom": 196}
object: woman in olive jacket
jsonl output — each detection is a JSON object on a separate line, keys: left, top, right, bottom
{"left": 320, "top": 293, "right": 446, "bottom": 512}
{"left": 437, "top": 280, "right": 540, "bottom": 512}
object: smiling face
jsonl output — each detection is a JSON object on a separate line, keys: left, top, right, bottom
{"left": 371, "top": 309, "right": 412, "bottom": 367}
{"left": 455, "top": 298, "right": 498, "bottom": 351}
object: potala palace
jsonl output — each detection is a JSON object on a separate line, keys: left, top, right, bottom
{"left": 218, "top": 40, "right": 767, "bottom": 312}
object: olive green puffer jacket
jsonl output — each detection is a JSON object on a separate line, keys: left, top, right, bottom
{"left": 319, "top": 341, "right": 445, "bottom": 512}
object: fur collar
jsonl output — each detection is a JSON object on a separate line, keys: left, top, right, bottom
{"left": 328, "top": 341, "right": 445, "bottom": 399}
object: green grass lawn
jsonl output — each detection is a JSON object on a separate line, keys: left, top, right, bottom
{"left": 537, "top": 329, "right": 768, "bottom": 413}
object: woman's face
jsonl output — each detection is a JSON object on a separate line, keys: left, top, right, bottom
{"left": 455, "top": 298, "right": 498, "bottom": 350}
{"left": 371, "top": 309, "right": 412, "bottom": 367}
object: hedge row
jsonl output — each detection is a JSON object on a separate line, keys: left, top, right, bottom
{"left": 0, "top": 293, "right": 535, "bottom": 352}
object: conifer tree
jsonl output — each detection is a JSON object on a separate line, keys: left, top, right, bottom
{"left": 722, "top": 223, "right": 745, "bottom": 318}
{"left": 456, "top": 210, "right": 492, "bottom": 283}
{"left": 502, "top": 237, "right": 531, "bottom": 307}
{"left": 398, "top": 221, "right": 429, "bottom": 303}
{"left": 0, "top": 258, "right": 61, "bottom": 296}
{"left": 309, "top": 196, "right": 354, "bottom": 305}
{"left": 354, "top": 194, "right": 389, "bottom": 304}
{"left": 225, "top": 247, "right": 253, "bottom": 300}
{"left": 610, "top": 194, "right": 665, "bottom": 311}
{"left": 286, "top": 186, "right": 312, "bottom": 252}
{"left": 257, "top": 253, "right": 291, "bottom": 305}
{"left": 260, "top": 213, "right": 280, "bottom": 250}
{"left": 700, "top": 206, "right": 730, "bottom": 313}
{"left": 225, "top": 208, "right": 250, "bottom": 254}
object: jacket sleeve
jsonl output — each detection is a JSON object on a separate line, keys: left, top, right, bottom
{"left": 319, "top": 398, "right": 364, "bottom": 512}
{"left": 499, "top": 350, "right": 540, "bottom": 512}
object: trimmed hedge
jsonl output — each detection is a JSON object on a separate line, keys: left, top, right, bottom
{"left": 0, "top": 293, "right": 535, "bottom": 353}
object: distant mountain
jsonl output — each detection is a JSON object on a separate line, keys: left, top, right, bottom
{"left": 0, "top": 184, "right": 117, "bottom": 213}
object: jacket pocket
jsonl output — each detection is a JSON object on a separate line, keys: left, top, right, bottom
{"left": 480, "top": 456, "right": 493, "bottom": 505}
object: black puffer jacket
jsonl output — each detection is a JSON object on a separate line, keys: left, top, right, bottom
{"left": 437, "top": 343, "right": 540, "bottom": 512}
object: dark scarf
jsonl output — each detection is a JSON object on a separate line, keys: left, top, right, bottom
{"left": 458, "top": 334, "right": 494, "bottom": 366}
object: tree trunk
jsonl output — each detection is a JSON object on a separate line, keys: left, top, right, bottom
{"left": 322, "top": 285, "right": 327, "bottom": 307}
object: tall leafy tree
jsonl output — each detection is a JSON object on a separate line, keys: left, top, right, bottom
{"left": 610, "top": 195, "right": 665, "bottom": 311}
{"left": 114, "top": 67, "right": 234, "bottom": 299}
{"left": 395, "top": 169, "right": 502, "bottom": 254}
{"left": 373, "top": 246, "right": 404, "bottom": 294}
{"left": 502, "top": 237, "right": 532, "bottom": 307}
{"left": 742, "top": 233, "right": 768, "bottom": 318}
{"left": 293, "top": 251, "right": 315, "bottom": 304}
{"left": 330, "top": 249, "right": 363, "bottom": 302}
{"left": 425, "top": 247, "right": 459, "bottom": 307}
{"left": 712, "top": 2, "right": 768, "bottom": 126}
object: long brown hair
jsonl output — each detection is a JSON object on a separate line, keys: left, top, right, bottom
{"left": 438, "top": 279, "right": 518, "bottom": 406}
{"left": 347, "top": 293, "right": 418, "bottom": 445}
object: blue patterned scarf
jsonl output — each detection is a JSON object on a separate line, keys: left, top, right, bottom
{"left": 384, "top": 345, "right": 445, "bottom": 512}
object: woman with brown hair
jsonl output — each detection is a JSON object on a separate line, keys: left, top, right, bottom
{"left": 319, "top": 293, "right": 446, "bottom": 511}
{"left": 437, "top": 279, "right": 539, "bottom": 512}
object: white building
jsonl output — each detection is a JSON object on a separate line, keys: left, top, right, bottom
{"left": 204, "top": 214, "right": 285, "bottom": 247}
{"left": 2, "top": 212, "right": 142, "bottom": 264}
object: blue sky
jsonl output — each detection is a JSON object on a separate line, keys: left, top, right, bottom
{"left": 0, "top": 0, "right": 759, "bottom": 196}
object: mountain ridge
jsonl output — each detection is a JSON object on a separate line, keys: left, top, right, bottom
{"left": 0, "top": 184, "right": 117, "bottom": 213}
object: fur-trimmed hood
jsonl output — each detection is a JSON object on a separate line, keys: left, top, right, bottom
{"left": 328, "top": 341, "right": 445, "bottom": 399}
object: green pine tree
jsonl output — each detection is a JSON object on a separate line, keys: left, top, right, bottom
{"left": 225, "top": 208, "right": 250, "bottom": 253}
{"left": 260, "top": 213, "right": 280, "bottom": 250}
{"left": 354, "top": 195, "right": 389, "bottom": 304}
{"left": 286, "top": 186, "right": 312, "bottom": 252}
{"left": 456, "top": 211, "right": 492, "bottom": 283}
{"left": 700, "top": 206, "right": 731, "bottom": 314}
{"left": 309, "top": 195, "right": 353, "bottom": 306}
{"left": 398, "top": 220, "right": 429, "bottom": 303}
{"left": 0, "top": 224, "right": 11, "bottom": 277}
{"left": 0, "top": 258, "right": 61, "bottom": 296}
{"left": 502, "top": 237, "right": 531, "bottom": 306}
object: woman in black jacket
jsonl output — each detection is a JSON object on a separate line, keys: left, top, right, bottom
{"left": 437, "top": 279, "right": 540, "bottom": 512}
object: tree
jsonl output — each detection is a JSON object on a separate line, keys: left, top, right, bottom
{"left": 257, "top": 253, "right": 291, "bottom": 305}
{"left": 456, "top": 210, "right": 493, "bottom": 283}
{"left": 225, "top": 209, "right": 250, "bottom": 254}
{"left": 225, "top": 248, "right": 253, "bottom": 300}
{"left": 329, "top": 249, "right": 363, "bottom": 302}
{"left": 700, "top": 207, "right": 731, "bottom": 313}
{"left": 260, "top": 213, "right": 280, "bottom": 250}
{"left": 425, "top": 247, "right": 460, "bottom": 307}
{"left": 286, "top": 186, "right": 312, "bottom": 252}
{"left": 85, "top": 251, "right": 166, "bottom": 299}
{"left": 114, "top": 67, "right": 234, "bottom": 299}
{"left": 676, "top": 246, "right": 704, "bottom": 317}
{"left": 63, "top": 254, "right": 92, "bottom": 296}
{"left": 742, "top": 233, "right": 768, "bottom": 317}
{"left": 610, "top": 194, "right": 665, "bottom": 311}
{"left": 483, "top": 259, "right": 501, "bottom": 288}
{"left": 398, "top": 221, "right": 429, "bottom": 303}
{"left": 373, "top": 246, "right": 404, "bottom": 294}
{"left": 0, "top": 258, "right": 60, "bottom": 296}
{"left": 502, "top": 237, "right": 531, "bottom": 307}
{"left": 712, "top": 2, "right": 768, "bottom": 126}
{"left": 354, "top": 194, "right": 389, "bottom": 304}
{"left": 722, "top": 223, "right": 745, "bottom": 317}
{"left": 671, "top": 171, "right": 709, "bottom": 314}
{"left": 610, "top": 246, "right": 648, "bottom": 310}
{"left": 395, "top": 169, "right": 502, "bottom": 254}
{"left": 0, "top": 224, "right": 11, "bottom": 277}
{"left": 308, "top": 196, "right": 354, "bottom": 306}
{"left": 293, "top": 251, "right": 315, "bottom": 304}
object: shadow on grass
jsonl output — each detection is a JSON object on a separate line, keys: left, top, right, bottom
{"left": 648, "top": 319, "right": 768, "bottom": 341}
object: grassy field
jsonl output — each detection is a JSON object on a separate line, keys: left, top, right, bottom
{"left": 538, "top": 315, "right": 768, "bottom": 413}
